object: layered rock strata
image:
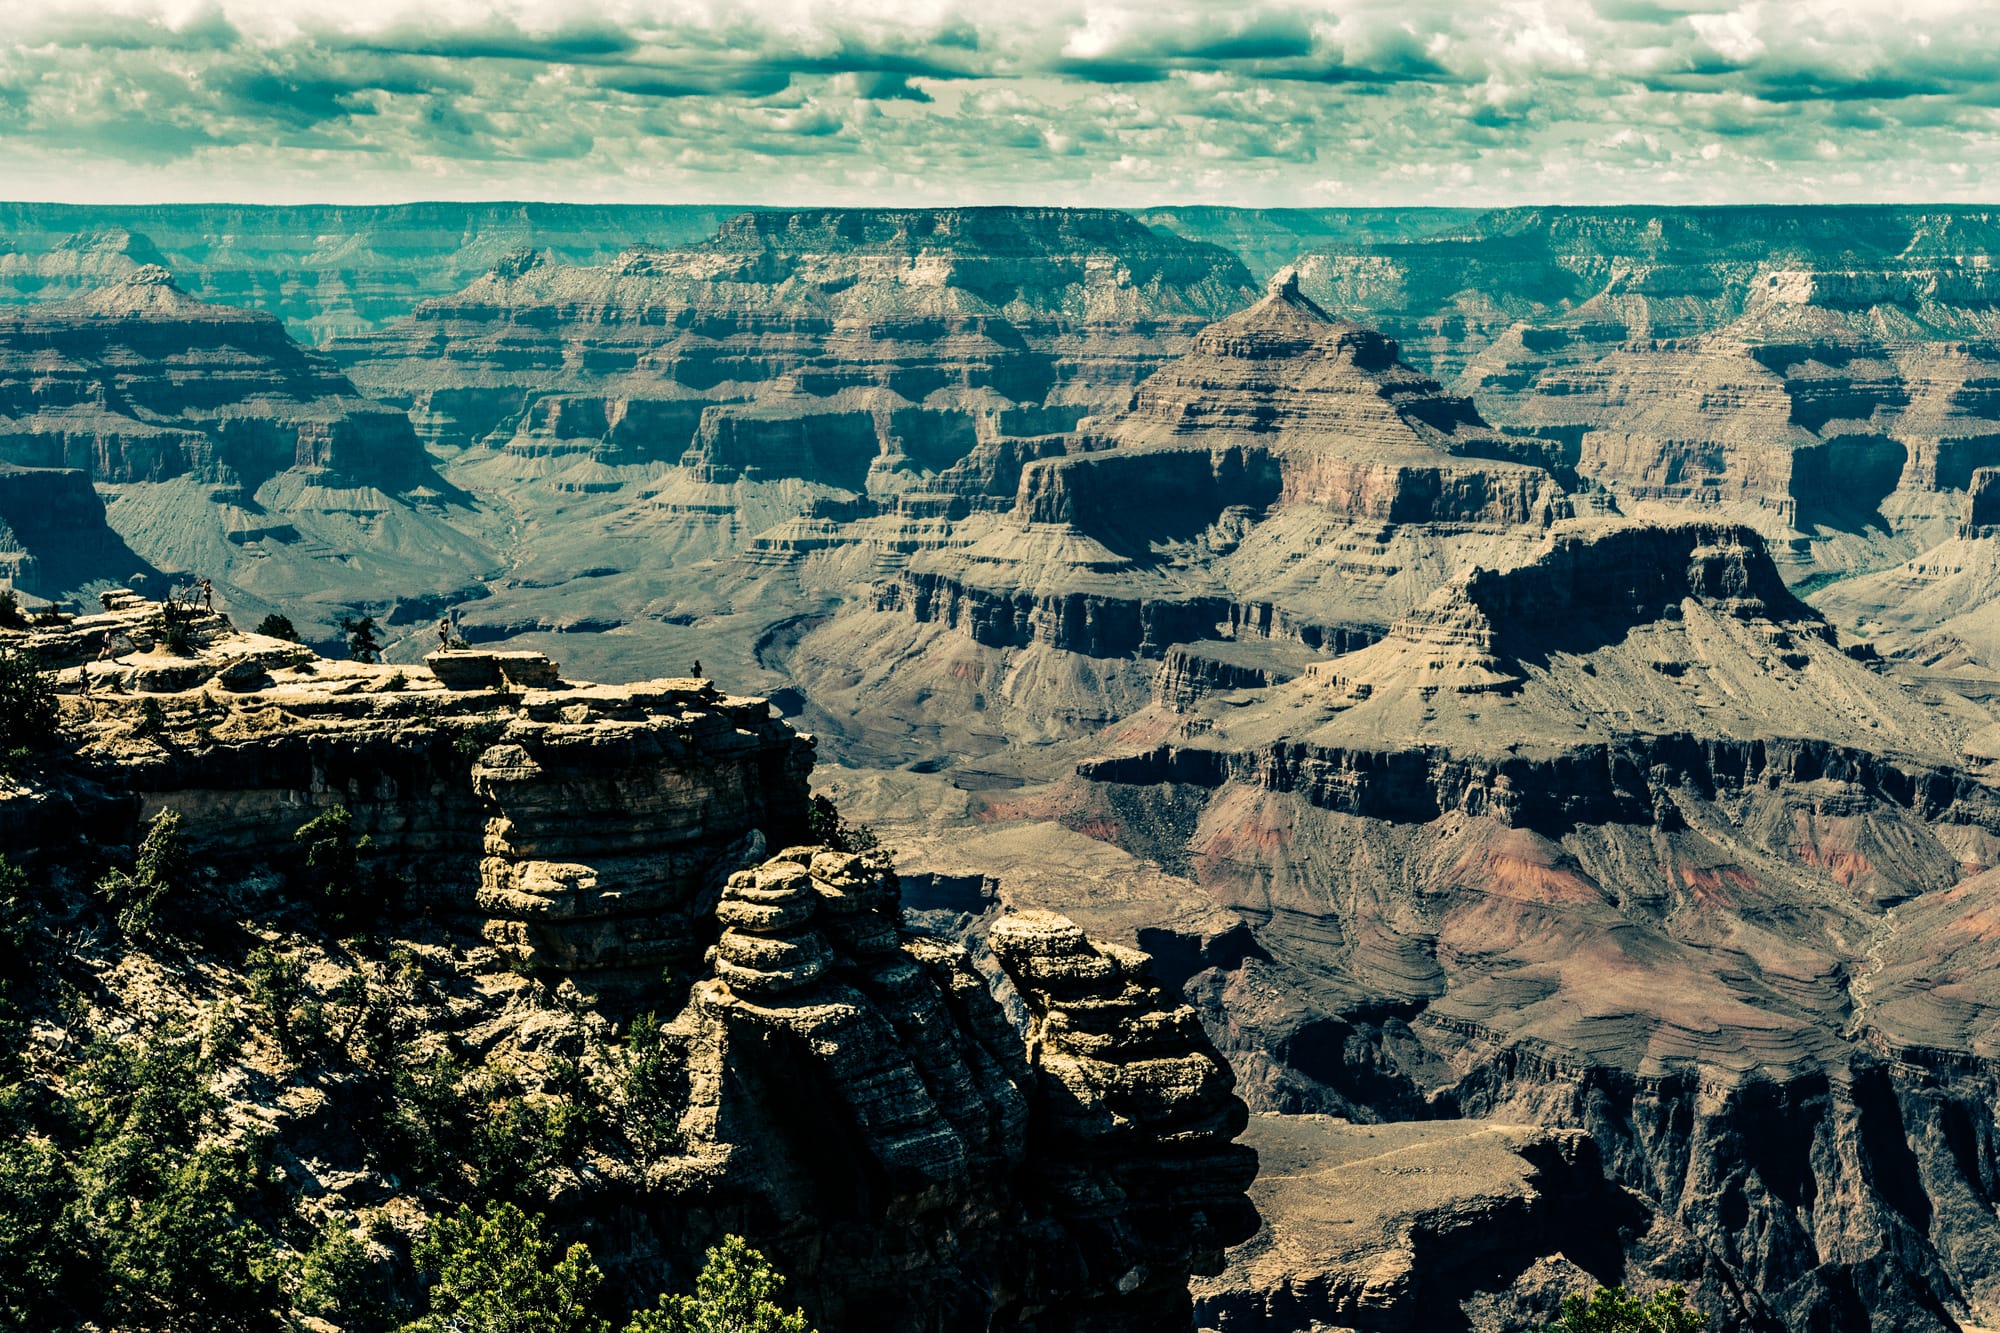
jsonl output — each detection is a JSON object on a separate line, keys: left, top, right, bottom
{"left": 0, "top": 463, "right": 151, "bottom": 596}
{"left": 676, "top": 869, "right": 1257, "bottom": 1331}
{"left": 0, "top": 266, "right": 424, "bottom": 488}
{"left": 784, "top": 278, "right": 1577, "bottom": 758}
{"left": 27, "top": 600, "right": 812, "bottom": 973}
{"left": 1060, "top": 515, "right": 2000, "bottom": 1331}
{"left": 9, "top": 607, "right": 1262, "bottom": 1331}
{"left": 336, "top": 208, "right": 1259, "bottom": 479}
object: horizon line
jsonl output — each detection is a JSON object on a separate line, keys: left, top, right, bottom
{"left": 2, "top": 198, "right": 2000, "bottom": 213}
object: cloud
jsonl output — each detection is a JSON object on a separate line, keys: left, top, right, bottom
{"left": 1, "top": 0, "right": 1999, "bottom": 205}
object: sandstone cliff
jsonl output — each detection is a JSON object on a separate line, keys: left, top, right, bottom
{"left": 3, "top": 603, "right": 1259, "bottom": 1332}
{"left": 1052, "top": 516, "right": 2000, "bottom": 1331}
{"left": 781, "top": 278, "right": 1577, "bottom": 763}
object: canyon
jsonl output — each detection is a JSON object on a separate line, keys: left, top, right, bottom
{"left": 14, "top": 204, "right": 2000, "bottom": 1331}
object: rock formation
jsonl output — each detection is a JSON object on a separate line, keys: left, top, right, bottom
{"left": 22, "top": 599, "right": 810, "bottom": 972}
{"left": 334, "top": 208, "right": 1259, "bottom": 479}
{"left": 0, "top": 202, "right": 748, "bottom": 342}
{"left": 4, "top": 603, "right": 1259, "bottom": 1331}
{"left": 782, "top": 277, "right": 1577, "bottom": 764}
{"left": 676, "top": 861, "right": 1257, "bottom": 1330}
{"left": 1058, "top": 516, "right": 2000, "bottom": 1331}
{"left": 0, "top": 266, "right": 424, "bottom": 488}
{"left": 0, "top": 265, "right": 495, "bottom": 645}
{"left": 0, "top": 462, "right": 151, "bottom": 597}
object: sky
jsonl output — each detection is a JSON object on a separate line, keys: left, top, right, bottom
{"left": 2, "top": 0, "right": 1997, "bottom": 207}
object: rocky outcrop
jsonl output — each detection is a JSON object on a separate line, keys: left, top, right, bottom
{"left": 0, "top": 267, "right": 426, "bottom": 489}
{"left": 1026, "top": 274, "right": 1571, "bottom": 540}
{"left": 1195, "top": 1117, "right": 1620, "bottom": 1333}
{"left": 0, "top": 202, "right": 748, "bottom": 342}
{"left": 0, "top": 463, "right": 151, "bottom": 596}
{"left": 1153, "top": 642, "right": 1316, "bottom": 711}
{"left": 783, "top": 280, "right": 1579, "bottom": 761}
{"left": 27, "top": 601, "right": 812, "bottom": 974}
{"left": 676, "top": 862, "right": 1258, "bottom": 1330}
{"left": 9, "top": 608, "right": 1261, "bottom": 1331}
{"left": 1054, "top": 506, "right": 2000, "bottom": 1330}
{"left": 336, "top": 208, "right": 1260, "bottom": 480}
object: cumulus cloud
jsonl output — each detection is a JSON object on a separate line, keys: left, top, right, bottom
{"left": 1, "top": 0, "right": 1997, "bottom": 204}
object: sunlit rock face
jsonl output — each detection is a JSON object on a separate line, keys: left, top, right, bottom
{"left": 332, "top": 208, "right": 1260, "bottom": 484}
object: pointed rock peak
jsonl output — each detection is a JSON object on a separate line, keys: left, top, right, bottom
{"left": 123, "top": 264, "right": 182, "bottom": 290}
{"left": 1231, "top": 263, "right": 1338, "bottom": 331}
{"left": 491, "top": 248, "right": 544, "bottom": 281}
{"left": 57, "top": 263, "right": 214, "bottom": 319}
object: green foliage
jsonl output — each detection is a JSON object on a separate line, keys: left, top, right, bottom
{"left": 600, "top": 1012, "right": 685, "bottom": 1167}
{"left": 294, "top": 804, "right": 376, "bottom": 925}
{"left": 0, "top": 1085, "right": 82, "bottom": 1329}
{"left": 0, "top": 857, "right": 38, "bottom": 1071}
{"left": 469, "top": 1088, "right": 595, "bottom": 1204}
{"left": 246, "top": 946, "right": 325, "bottom": 1067}
{"left": 253, "top": 612, "right": 301, "bottom": 643}
{"left": 297, "top": 1215, "right": 397, "bottom": 1332}
{"left": 452, "top": 719, "right": 509, "bottom": 761}
{"left": 374, "top": 1048, "right": 475, "bottom": 1190}
{"left": 97, "top": 808, "right": 188, "bottom": 936}
{"left": 0, "top": 643, "right": 61, "bottom": 774}
{"left": 341, "top": 614, "right": 384, "bottom": 664}
{"left": 408, "top": 1201, "right": 608, "bottom": 1333}
{"left": 623, "top": 1236, "right": 814, "bottom": 1333}
{"left": 804, "top": 794, "right": 880, "bottom": 855}
{"left": 1542, "top": 1285, "right": 1708, "bottom": 1333}
{"left": 151, "top": 599, "right": 195, "bottom": 655}
{"left": 58, "top": 1018, "right": 285, "bottom": 1331}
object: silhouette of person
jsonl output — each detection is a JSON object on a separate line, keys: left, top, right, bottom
{"left": 691, "top": 660, "right": 702, "bottom": 677}
{"left": 438, "top": 617, "right": 451, "bottom": 651}
{"left": 200, "top": 578, "right": 214, "bottom": 613}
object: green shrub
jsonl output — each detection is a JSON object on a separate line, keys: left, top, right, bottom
{"left": 296, "top": 1215, "right": 396, "bottom": 1331}
{"left": 340, "top": 615, "right": 383, "bottom": 664}
{"left": 0, "top": 588, "right": 21, "bottom": 629}
{"left": 66, "top": 1018, "right": 283, "bottom": 1331}
{"left": 602, "top": 1013, "right": 685, "bottom": 1167}
{"left": 97, "top": 808, "right": 188, "bottom": 936}
{"left": 246, "top": 946, "right": 326, "bottom": 1067}
{"left": 624, "top": 1235, "right": 815, "bottom": 1333}
{"left": 804, "top": 794, "right": 880, "bottom": 854}
{"left": 1542, "top": 1285, "right": 1707, "bottom": 1333}
{"left": 372, "top": 1049, "right": 475, "bottom": 1190}
{"left": 0, "top": 1087, "right": 82, "bottom": 1328}
{"left": 294, "top": 804, "right": 376, "bottom": 925}
{"left": 150, "top": 600, "right": 195, "bottom": 655}
{"left": 253, "top": 613, "right": 301, "bottom": 643}
{"left": 0, "top": 643, "right": 61, "bottom": 774}
{"left": 409, "top": 1201, "right": 607, "bottom": 1333}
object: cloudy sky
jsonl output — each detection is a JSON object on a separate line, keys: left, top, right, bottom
{"left": 2, "top": 0, "right": 1995, "bottom": 206}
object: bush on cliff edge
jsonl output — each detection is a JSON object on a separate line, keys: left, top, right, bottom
{"left": 0, "top": 643, "right": 61, "bottom": 773}
{"left": 1543, "top": 1285, "right": 1707, "bottom": 1333}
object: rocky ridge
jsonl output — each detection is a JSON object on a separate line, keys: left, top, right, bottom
{"left": 0, "top": 266, "right": 496, "bottom": 644}
{"left": 781, "top": 277, "right": 1579, "bottom": 765}
{"left": 1049, "top": 514, "right": 2000, "bottom": 1331}
{"left": 4, "top": 600, "right": 1259, "bottom": 1331}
